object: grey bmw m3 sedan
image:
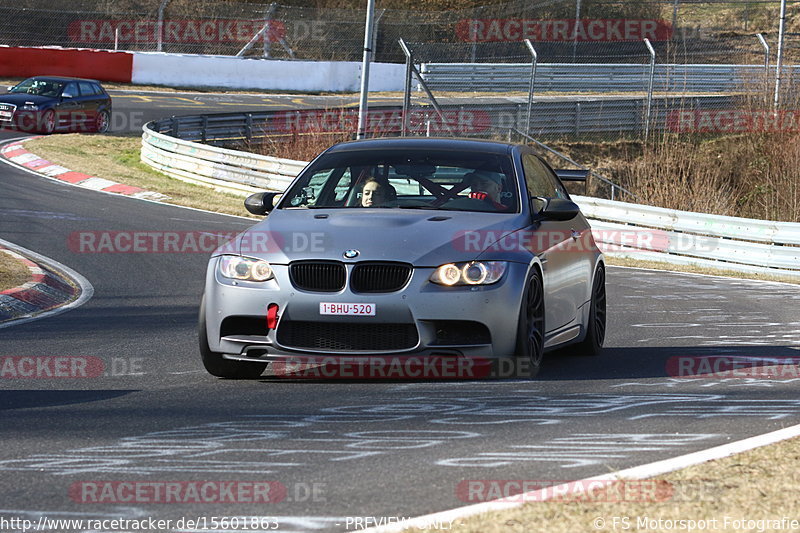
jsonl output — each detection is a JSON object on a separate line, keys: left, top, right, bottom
{"left": 199, "top": 137, "right": 606, "bottom": 379}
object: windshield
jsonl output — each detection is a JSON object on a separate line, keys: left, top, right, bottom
{"left": 10, "top": 78, "right": 64, "bottom": 98}
{"left": 280, "top": 148, "right": 519, "bottom": 213}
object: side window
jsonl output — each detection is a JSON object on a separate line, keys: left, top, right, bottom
{"left": 62, "top": 83, "right": 79, "bottom": 98}
{"left": 301, "top": 169, "right": 334, "bottom": 206}
{"left": 79, "top": 82, "right": 95, "bottom": 96}
{"left": 523, "top": 154, "right": 568, "bottom": 199}
{"left": 291, "top": 168, "right": 352, "bottom": 207}
{"left": 91, "top": 83, "right": 105, "bottom": 96}
{"left": 333, "top": 169, "right": 352, "bottom": 202}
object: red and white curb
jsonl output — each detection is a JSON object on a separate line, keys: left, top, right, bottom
{"left": 0, "top": 239, "right": 94, "bottom": 327}
{"left": 0, "top": 138, "right": 169, "bottom": 201}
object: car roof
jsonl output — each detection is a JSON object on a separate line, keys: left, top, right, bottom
{"left": 326, "top": 137, "right": 516, "bottom": 155}
{"left": 24, "top": 76, "right": 103, "bottom": 84}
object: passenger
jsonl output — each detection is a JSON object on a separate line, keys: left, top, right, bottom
{"left": 361, "top": 177, "right": 396, "bottom": 207}
{"left": 466, "top": 170, "right": 508, "bottom": 210}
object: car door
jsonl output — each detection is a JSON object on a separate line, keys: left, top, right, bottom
{"left": 522, "top": 152, "right": 588, "bottom": 333}
{"left": 78, "top": 81, "right": 100, "bottom": 130}
{"left": 57, "top": 82, "right": 81, "bottom": 130}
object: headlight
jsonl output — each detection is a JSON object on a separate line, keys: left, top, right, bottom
{"left": 218, "top": 255, "right": 274, "bottom": 282}
{"left": 430, "top": 261, "right": 506, "bottom": 286}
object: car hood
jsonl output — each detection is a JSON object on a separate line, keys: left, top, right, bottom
{"left": 225, "top": 208, "right": 525, "bottom": 266}
{"left": 0, "top": 94, "right": 54, "bottom": 106}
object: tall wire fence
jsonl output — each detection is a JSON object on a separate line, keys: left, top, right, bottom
{"left": 6, "top": 0, "right": 800, "bottom": 147}
{"left": 3, "top": 0, "right": 798, "bottom": 62}
{"left": 396, "top": 36, "right": 800, "bottom": 143}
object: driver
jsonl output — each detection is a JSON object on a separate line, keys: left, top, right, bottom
{"left": 361, "top": 177, "right": 396, "bottom": 207}
{"left": 467, "top": 171, "right": 508, "bottom": 210}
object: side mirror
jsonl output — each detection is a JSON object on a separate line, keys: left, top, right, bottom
{"left": 6, "top": 86, "right": 13, "bottom": 92}
{"left": 245, "top": 192, "right": 280, "bottom": 215}
{"left": 536, "top": 197, "right": 580, "bottom": 221}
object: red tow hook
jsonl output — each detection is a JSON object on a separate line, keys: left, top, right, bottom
{"left": 266, "top": 303, "right": 279, "bottom": 330}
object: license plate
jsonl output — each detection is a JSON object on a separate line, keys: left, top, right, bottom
{"left": 0, "top": 111, "right": 11, "bottom": 120}
{"left": 320, "top": 302, "right": 376, "bottom": 316}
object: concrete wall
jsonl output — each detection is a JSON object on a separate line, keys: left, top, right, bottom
{"left": 131, "top": 52, "right": 404, "bottom": 92}
{"left": 0, "top": 46, "right": 405, "bottom": 92}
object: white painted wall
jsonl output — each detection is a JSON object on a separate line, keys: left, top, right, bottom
{"left": 131, "top": 52, "right": 405, "bottom": 92}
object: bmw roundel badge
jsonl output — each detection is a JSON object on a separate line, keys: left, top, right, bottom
{"left": 343, "top": 249, "right": 360, "bottom": 259}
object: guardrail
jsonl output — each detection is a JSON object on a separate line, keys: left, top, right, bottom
{"left": 142, "top": 116, "right": 800, "bottom": 280}
{"left": 143, "top": 94, "right": 734, "bottom": 149}
{"left": 576, "top": 195, "right": 800, "bottom": 279}
{"left": 419, "top": 63, "right": 800, "bottom": 93}
{"left": 141, "top": 122, "right": 306, "bottom": 194}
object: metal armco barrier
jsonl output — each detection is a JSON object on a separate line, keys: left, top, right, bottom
{"left": 141, "top": 123, "right": 306, "bottom": 194}
{"left": 575, "top": 195, "right": 800, "bottom": 278}
{"left": 419, "top": 63, "right": 800, "bottom": 93}
{"left": 143, "top": 95, "right": 735, "bottom": 151}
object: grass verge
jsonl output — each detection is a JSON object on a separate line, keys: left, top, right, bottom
{"left": 402, "top": 435, "right": 800, "bottom": 533}
{"left": 0, "top": 250, "right": 32, "bottom": 292}
{"left": 23, "top": 134, "right": 257, "bottom": 218}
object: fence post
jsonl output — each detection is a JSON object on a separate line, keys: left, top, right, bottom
{"left": 397, "top": 39, "right": 455, "bottom": 137}
{"left": 524, "top": 39, "right": 538, "bottom": 137}
{"left": 643, "top": 38, "right": 656, "bottom": 140}
{"left": 263, "top": 3, "right": 276, "bottom": 58}
{"left": 400, "top": 38, "right": 413, "bottom": 136}
{"left": 157, "top": 0, "right": 170, "bottom": 52}
{"left": 357, "top": 0, "right": 377, "bottom": 140}
{"left": 572, "top": 0, "right": 582, "bottom": 60}
{"left": 774, "top": 0, "right": 787, "bottom": 110}
{"left": 757, "top": 33, "right": 770, "bottom": 105}
{"left": 201, "top": 116, "right": 208, "bottom": 144}
{"left": 372, "top": 8, "right": 385, "bottom": 58}
{"left": 671, "top": 0, "right": 680, "bottom": 37}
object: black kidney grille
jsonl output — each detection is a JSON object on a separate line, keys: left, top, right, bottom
{"left": 277, "top": 321, "right": 419, "bottom": 351}
{"left": 290, "top": 261, "right": 346, "bottom": 292}
{"left": 351, "top": 263, "right": 412, "bottom": 293}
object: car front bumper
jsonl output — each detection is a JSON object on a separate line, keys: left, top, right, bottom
{"left": 202, "top": 257, "right": 532, "bottom": 361}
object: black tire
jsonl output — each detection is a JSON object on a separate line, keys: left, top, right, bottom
{"left": 40, "top": 110, "right": 55, "bottom": 134}
{"left": 199, "top": 296, "right": 267, "bottom": 379}
{"left": 574, "top": 264, "right": 606, "bottom": 356}
{"left": 515, "top": 267, "right": 545, "bottom": 378}
{"left": 94, "top": 110, "right": 110, "bottom": 133}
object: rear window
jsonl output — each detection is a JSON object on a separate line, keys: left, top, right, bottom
{"left": 79, "top": 82, "right": 98, "bottom": 95}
